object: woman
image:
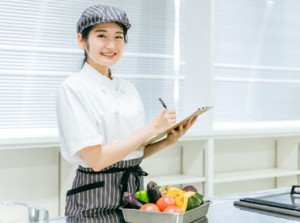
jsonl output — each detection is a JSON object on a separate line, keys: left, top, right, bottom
{"left": 56, "top": 4, "right": 197, "bottom": 217}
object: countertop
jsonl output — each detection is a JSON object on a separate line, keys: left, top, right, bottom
{"left": 206, "top": 187, "right": 300, "bottom": 223}
{"left": 49, "top": 187, "right": 300, "bottom": 223}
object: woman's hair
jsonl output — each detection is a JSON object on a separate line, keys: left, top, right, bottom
{"left": 81, "top": 22, "right": 128, "bottom": 67}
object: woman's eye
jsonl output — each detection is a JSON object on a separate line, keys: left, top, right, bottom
{"left": 116, "top": 36, "right": 124, "bottom": 39}
{"left": 97, "top": 34, "right": 106, "bottom": 38}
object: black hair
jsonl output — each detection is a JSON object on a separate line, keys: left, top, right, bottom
{"left": 80, "top": 22, "right": 129, "bottom": 67}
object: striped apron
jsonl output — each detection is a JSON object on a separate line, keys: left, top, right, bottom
{"left": 65, "top": 157, "right": 147, "bottom": 217}
{"left": 66, "top": 210, "right": 124, "bottom": 223}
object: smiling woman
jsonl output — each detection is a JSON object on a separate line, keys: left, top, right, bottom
{"left": 56, "top": 3, "right": 196, "bottom": 218}
{"left": 0, "top": 0, "right": 185, "bottom": 143}
{"left": 0, "top": 0, "right": 188, "bottom": 218}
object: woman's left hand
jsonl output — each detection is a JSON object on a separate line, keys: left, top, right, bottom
{"left": 165, "top": 116, "right": 198, "bottom": 146}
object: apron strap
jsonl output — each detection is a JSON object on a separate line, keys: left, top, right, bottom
{"left": 119, "top": 165, "right": 148, "bottom": 199}
{"left": 78, "top": 164, "right": 148, "bottom": 205}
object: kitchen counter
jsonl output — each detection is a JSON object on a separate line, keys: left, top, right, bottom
{"left": 49, "top": 187, "right": 300, "bottom": 223}
{"left": 206, "top": 187, "right": 299, "bottom": 223}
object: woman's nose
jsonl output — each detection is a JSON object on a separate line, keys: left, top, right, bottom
{"left": 105, "top": 39, "right": 116, "bottom": 49}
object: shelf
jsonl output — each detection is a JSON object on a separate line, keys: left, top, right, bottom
{"left": 180, "top": 129, "right": 300, "bottom": 141}
{"left": 144, "top": 174, "right": 206, "bottom": 186}
{"left": 214, "top": 168, "right": 300, "bottom": 183}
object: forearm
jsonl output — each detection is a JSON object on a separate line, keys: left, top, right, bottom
{"left": 144, "top": 117, "right": 198, "bottom": 158}
{"left": 79, "top": 109, "right": 178, "bottom": 171}
{"left": 80, "top": 123, "right": 156, "bottom": 171}
{"left": 143, "top": 139, "right": 170, "bottom": 158}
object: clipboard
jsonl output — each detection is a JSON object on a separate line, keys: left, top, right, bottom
{"left": 141, "top": 106, "right": 213, "bottom": 147}
{"left": 234, "top": 185, "right": 300, "bottom": 217}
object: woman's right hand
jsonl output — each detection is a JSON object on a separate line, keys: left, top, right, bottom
{"left": 151, "top": 109, "right": 177, "bottom": 135}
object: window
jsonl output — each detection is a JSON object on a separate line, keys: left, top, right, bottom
{"left": 214, "top": 0, "right": 300, "bottom": 130}
{"left": 0, "top": 0, "right": 185, "bottom": 140}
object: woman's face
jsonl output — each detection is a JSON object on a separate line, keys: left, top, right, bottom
{"left": 79, "top": 22, "right": 125, "bottom": 73}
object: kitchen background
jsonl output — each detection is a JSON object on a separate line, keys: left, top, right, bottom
{"left": 0, "top": 0, "right": 300, "bottom": 218}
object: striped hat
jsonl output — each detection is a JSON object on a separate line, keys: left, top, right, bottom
{"left": 76, "top": 4, "right": 131, "bottom": 34}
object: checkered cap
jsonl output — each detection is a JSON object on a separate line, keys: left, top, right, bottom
{"left": 76, "top": 4, "right": 131, "bottom": 33}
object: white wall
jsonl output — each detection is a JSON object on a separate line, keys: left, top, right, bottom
{"left": 0, "top": 148, "right": 59, "bottom": 217}
{"left": 183, "top": 0, "right": 214, "bottom": 132}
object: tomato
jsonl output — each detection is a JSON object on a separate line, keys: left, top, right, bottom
{"left": 139, "top": 203, "right": 160, "bottom": 212}
{"left": 156, "top": 195, "right": 176, "bottom": 211}
{"left": 163, "top": 205, "right": 184, "bottom": 214}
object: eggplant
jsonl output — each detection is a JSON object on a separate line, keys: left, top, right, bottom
{"left": 146, "top": 181, "right": 161, "bottom": 203}
{"left": 122, "top": 192, "right": 143, "bottom": 209}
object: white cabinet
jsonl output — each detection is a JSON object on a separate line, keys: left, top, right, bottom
{"left": 142, "top": 140, "right": 207, "bottom": 188}
{"left": 142, "top": 131, "right": 300, "bottom": 197}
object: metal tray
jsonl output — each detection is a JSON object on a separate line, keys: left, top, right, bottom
{"left": 121, "top": 200, "right": 211, "bottom": 223}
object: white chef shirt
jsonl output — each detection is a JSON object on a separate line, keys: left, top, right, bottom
{"left": 56, "top": 63, "right": 145, "bottom": 166}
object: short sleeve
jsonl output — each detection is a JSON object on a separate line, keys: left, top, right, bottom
{"left": 56, "top": 81, "right": 104, "bottom": 164}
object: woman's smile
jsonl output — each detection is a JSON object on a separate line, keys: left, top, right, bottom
{"left": 101, "top": 52, "right": 117, "bottom": 58}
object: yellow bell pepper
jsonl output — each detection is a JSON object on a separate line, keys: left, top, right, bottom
{"left": 166, "top": 187, "right": 186, "bottom": 211}
{"left": 167, "top": 187, "right": 203, "bottom": 212}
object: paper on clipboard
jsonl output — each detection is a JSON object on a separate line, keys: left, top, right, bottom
{"left": 142, "top": 106, "right": 213, "bottom": 147}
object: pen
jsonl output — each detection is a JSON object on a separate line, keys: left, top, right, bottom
{"left": 159, "top": 98, "right": 168, "bottom": 109}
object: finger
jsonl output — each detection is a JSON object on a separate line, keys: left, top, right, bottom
{"left": 170, "top": 129, "right": 177, "bottom": 136}
{"left": 181, "top": 124, "right": 189, "bottom": 134}
{"left": 163, "top": 113, "right": 176, "bottom": 122}
{"left": 183, "top": 120, "right": 190, "bottom": 128}
{"left": 186, "top": 116, "right": 198, "bottom": 127}
{"left": 185, "top": 120, "right": 194, "bottom": 129}
{"left": 179, "top": 124, "right": 184, "bottom": 132}
{"left": 168, "top": 118, "right": 176, "bottom": 125}
{"left": 191, "top": 116, "right": 198, "bottom": 123}
{"left": 182, "top": 119, "right": 194, "bottom": 132}
{"left": 184, "top": 121, "right": 195, "bottom": 132}
{"left": 166, "top": 110, "right": 177, "bottom": 118}
{"left": 166, "top": 113, "right": 177, "bottom": 120}
{"left": 174, "top": 124, "right": 184, "bottom": 136}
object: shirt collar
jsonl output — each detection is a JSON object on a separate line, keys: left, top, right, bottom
{"left": 81, "top": 63, "right": 117, "bottom": 87}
